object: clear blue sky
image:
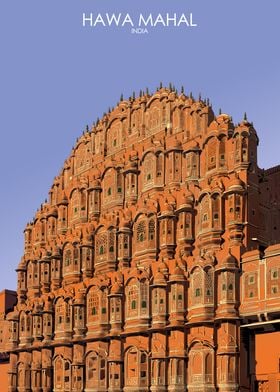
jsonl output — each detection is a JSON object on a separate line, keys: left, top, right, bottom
{"left": 1, "top": 0, "right": 280, "bottom": 290}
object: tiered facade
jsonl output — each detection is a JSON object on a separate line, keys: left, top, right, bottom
{"left": 5, "top": 87, "right": 280, "bottom": 391}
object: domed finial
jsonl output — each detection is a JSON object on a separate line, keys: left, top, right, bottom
{"left": 244, "top": 112, "right": 247, "bottom": 121}
{"left": 181, "top": 85, "right": 184, "bottom": 94}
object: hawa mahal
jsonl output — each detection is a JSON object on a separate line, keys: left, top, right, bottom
{"left": 1, "top": 86, "right": 280, "bottom": 391}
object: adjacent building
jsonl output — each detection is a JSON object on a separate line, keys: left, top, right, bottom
{"left": 0, "top": 290, "right": 17, "bottom": 391}
{"left": 3, "top": 87, "right": 280, "bottom": 391}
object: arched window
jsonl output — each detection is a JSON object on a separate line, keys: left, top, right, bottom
{"left": 185, "top": 151, "right": 199, "bottom": 179}
{"left": 19, "top": 312, "right": 32, "bottom": 343}
{"left": 107, "top": 120, "right": 121, "bottom": 154}
{"left": 73, "top": 247, "right": 79, "bottom": 270}
{"left": 54, "top": 357, "right": 71, "bottom": 391}
{"left": 126, "top": 279, "right": 149, "bottom": 320}
{"left": 116, "top": 171, "right": 123, "bottom": 194}
{"left": 137, "top": 221, "right": 146, "bottom": 243}
{"left": 110, "top": 297, "right": 122, "bottom": 323}
{"left": 17, "top": 363, "right": 31, "bottom": 389}
{"left": 127, "top": 282, "right": 138, "bottom": 318}
{"left": 191, "top": 267, "right": 214, "bottom": 307}
{"left": 87, "top": 287, "right": 99, "bottom": 322}
{"left": 108, "top": 229, "right": 115, "bottom": 257}
{"left": 212, "top": 194, "right": 220, "bottom": 229}
{"left": 95, "top": 230, "right": 107, "bottom": 261}
{"left": 95, "top": 227, "right": 117, "bottom": 272}
{"left": 140, "top": 281, "right": 148, "bottom": 312}
{"left": 152, "top": 287, "right": 166, "bottom": 315}
{"left": 205, "top": 268, "right": 214, "bottom": 304}
{"left": 131, "top": 110, "right": 140, "bottom": 134}
{"left": 71, "top": 190, "right": 80, "bottom": 220}
{"left": 134, "top": 215, "right": 157, "bottom": 258}
{"left": 200, "top": 195, "right": 210, "bottom": 231}
{"left": 234, "top": 135, "right": 241, "bottom": 163}
{"left": 87, "top": 286, "right": 108, "bottom": 329}
{"left": 189, "top": 344, "right": 214, "bottom": 385}
{"left": 148, "top": 219, "right": 155, "bottom": 241}
{"left": 220, "top": 271, "right": 235, "bottom": 302}
{"left": 219, "top": 137, "right": 226, "bottom": 167}
{"left": 142, "top": 153, "right": 156, "bottom": 188}
{"left": 80, "top": 189, "right": 87, "bottom": 218}
{"left": 169, "top": 283, "right": 184, "bottom": 313}
{"left": 207, "top": 138, "right": 217, "bottom": 171}
{"left": 156, "top": 153, "right": 163, "bottom": 178}
{"left": 149, "top": 107, "right": 160, "bottom": 130}
{"left": 86, "top": 352, "right": 107, "bottom": 389}
{"left": 55, "top": 298, "right": 71, "bottom": 335}
{"left": 242, "top": 137, "right": 248, "bottom": 162}
{"left": 63, "top": 247, "right": 72, "bottom": 275}
{"left": 103, "top": 168, "right": 116, "bottom": 204}
{"left": 125, "top": 348, "right": 148, "bottom": 388}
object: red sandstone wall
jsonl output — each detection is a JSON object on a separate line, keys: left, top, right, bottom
{"left": 255, "top": 331, "right": 280, "bottom": 390}
{"left": 0, "top": 363, "right": 9, "bottom": 392}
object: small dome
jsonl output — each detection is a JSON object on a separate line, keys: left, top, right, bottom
{"left": 169, "top": 138, "right": 182, "bottom": 150}
{"left": 224, "top": 253, "right": 237, "bottom": 266}
{"left": 16, "top": 258, "right": 26, "bottom": 271}
{"left": 52, "top": 246, "right": 61, "bottom": 258}
{"left": 40, "top": 249, "right": 50, "bottom": 261}
{"left": 153, "top": 270, "right": 167, "bottom": 286}
{"left": 111, "top": 282, "right": 123, "bottom": 295}
{"left": 158, "top": 260, "right": 169, "bottom": 275}
{"left": 24, "top": 222, "right": 33, "bottom": 231}
{"left": 161, "top": 200, "right": 175, "bottom": 216}
{"left": 34, "top": 302, "right": 42, "bottom": 313}
{"left": 82, "top": 233, "right": 93, "bottom": 246}
{"left": 58, "top": 193, "right": 68, "bottom": 205}
{"left": 74, "top": 291, "right": 85, "bottom": 305}
{"left": 185, "top": 140, "right": 200, "bottom": 152}
{"left": 178, "top": 189, "right": 194, "bottom": 210}
{"left": 47, "top": 206, "right": 58, "bottom": 218}
{"left": 227, "top": 175, "right": 245, "bottom": 193}
{"left": 7, "top": 311, "right": 19, "bottom": 321}
{"left": 119, "top": 218, "right": 131, "bottom": 229}
{"left": 169, "top": 263, "right": 185, "bottom": 282}
{"left": 43, "top": 300, "right": 53, "bottom": 312}
{"left": 92, "top": 178, "right": 101, "bottom": 188}
{"left": 126, "top": 160, "right": 138, "bottom": 171}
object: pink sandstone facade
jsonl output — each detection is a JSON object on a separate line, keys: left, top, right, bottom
{"left": 0, "top": 290, "right": 17, "bottom": 390}
{"left": 2, "top": 87, "right": 280, "bottom": 391}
